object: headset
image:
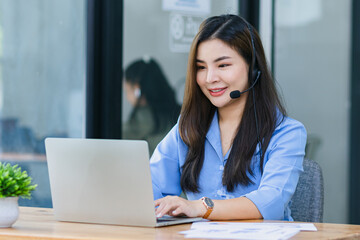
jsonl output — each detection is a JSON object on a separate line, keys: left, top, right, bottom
{"left": 229, "top": 19, "right": 261, "bottom": 98}
{"left": 229, "top": 17, "right": 263, "bottom": 161}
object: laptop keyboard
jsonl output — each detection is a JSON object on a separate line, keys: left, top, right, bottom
{"left": 157, "top": 216, "right": 185, "bottom": 222}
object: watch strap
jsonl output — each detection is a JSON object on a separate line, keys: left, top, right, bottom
{"left": 201, "top": 197, "right": 214, "bottom": 219}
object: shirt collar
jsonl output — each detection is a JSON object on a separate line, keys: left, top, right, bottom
{"left": 205, "top": 110, "right": 266, "bottom": 161}
{"left": 206, "top": 111, "right": 224, "bottom": 160}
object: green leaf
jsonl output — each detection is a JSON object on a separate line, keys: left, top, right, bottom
{"left": 0, "top": 162, "right": 37, "bottom": 198}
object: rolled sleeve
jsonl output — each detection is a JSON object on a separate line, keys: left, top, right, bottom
{"left": 150, "top": 124, "right": 183, "bottom": 200}
{"left": 245, "top": 118, "right": 307, "bottom": 220}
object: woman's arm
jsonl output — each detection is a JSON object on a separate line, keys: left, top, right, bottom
{"left": 155, "top": 196, "right": 262, "bottom": 219}
{"left": 150, "top": 124, "right": 184, "bottom": 200}
{"left": 244, "top": 118, "right": 307, "bottom": 220}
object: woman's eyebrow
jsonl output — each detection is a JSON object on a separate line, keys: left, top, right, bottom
{"left": 214, "top": 56, "right": 231, "bottom": 62}
{"left": 196, "top": 56, "right": 231, "bottom": 63}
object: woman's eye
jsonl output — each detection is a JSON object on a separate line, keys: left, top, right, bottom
{"left": 219, "top": 64, "right": 229, "bottom": 68}
{"left": 197, "top": 65, "right": 206, "bottom": 70}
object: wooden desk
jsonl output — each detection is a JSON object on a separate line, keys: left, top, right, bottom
{"left": 0, "top": 207, "right": 360, "bottom": 240}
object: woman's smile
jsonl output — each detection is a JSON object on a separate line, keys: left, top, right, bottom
{"left": 208, "top": 87, "right": 227, "bottom": 96}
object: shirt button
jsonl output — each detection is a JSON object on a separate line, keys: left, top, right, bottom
{"left": 219, "top": 165, "right": 224, "bottom": 170}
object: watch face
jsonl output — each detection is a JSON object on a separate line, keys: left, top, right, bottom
{"left": 204, "top": 197, "right": 214, "bottom": 208}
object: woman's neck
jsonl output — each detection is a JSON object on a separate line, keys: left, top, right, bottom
{"left": 218, "top": 94, "right": 247, "bottom": 125}
{"left": 217, "top": 94, "right": 248, "bottom": 156}
{"left": 137, "top": 97, "right": 147, "bottom": 106}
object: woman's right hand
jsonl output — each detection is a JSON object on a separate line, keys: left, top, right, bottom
{"left": 154, "top": 196, "right": 206, "bottom": 218}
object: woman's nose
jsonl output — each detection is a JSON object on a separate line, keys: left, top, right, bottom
{"left": 206, "top": 68, "right": 219, "bottom": 83}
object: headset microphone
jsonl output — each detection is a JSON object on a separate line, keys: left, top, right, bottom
{"left": 229, "top": 70, "right": 261, "bottom": 99}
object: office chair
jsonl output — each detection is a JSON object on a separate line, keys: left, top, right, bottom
{"left": 290, "top": 158, "right": 324, "bottom": 222}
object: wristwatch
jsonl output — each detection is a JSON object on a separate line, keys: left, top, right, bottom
{"left": 200, "top": 197, "right": 214, "bottom": 219}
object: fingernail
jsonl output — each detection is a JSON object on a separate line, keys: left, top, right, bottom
{"left": 172, "top": 210, "right": 176, "bottom": 214}
{"left": 156, "top": 213, "right": 162, "bottom": 218}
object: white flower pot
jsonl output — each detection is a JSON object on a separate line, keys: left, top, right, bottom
{"left": 0, "top": 197, "right": 19, "bottom": 228}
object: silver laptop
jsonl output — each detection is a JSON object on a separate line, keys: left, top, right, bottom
{"left": 45, "top": 138, "right": 202, "bottom": 227}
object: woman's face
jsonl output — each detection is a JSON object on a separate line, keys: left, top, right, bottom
{"left": 196, "top": 38, "right": 249, "bottom": 109}
{"left": 124, "top": 81, "right": 140, "bottom": 106}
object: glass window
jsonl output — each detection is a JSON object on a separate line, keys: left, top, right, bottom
{"left": 0, "top": 0, "right": 86, "bottom": 207}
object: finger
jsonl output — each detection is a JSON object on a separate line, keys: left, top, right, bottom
{"left": 156, "top": 199, "right": 173, "bottom": 217}
{"left": 157, "top": 202, "right": 178, "bottom": 218}
{"left": 157, "top": 204, "right": 173, "bottom": 218}
{"left": 154, "top": 199, "right": 162, "bottom": 207}
{"left": 155, "top": 201, "right": 166, "bottom": 217}
{"left": 155, "top": 196, "right": 182, "bottom": 217}
{"left": 171, "top": 206, "right": 184, "bottom": 216}
{"left": 169, "top": 200, "right": 189, "bottom": 216}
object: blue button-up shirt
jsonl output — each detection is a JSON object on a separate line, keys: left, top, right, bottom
{"left": 150, "top": 111, "right": 306, "bottom": 220}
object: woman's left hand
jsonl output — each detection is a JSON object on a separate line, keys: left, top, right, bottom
{"left": 154, "top": 196, "right": 205, "bottom": 218}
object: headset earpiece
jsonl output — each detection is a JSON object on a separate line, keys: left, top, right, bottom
{"left": 253, "top": 70, "right": 261, "bottom": 82}
{"left": 134, "top": 88, "right": 141, "bottom": 99}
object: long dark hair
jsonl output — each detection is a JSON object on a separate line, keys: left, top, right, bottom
{"left": 179, "top": 14, "right": 286, "bottom": 193}
{"left": 125, "top": 58, "right": 181, "bottom": 133}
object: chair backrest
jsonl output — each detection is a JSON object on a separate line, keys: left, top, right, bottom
{"left": 290, "top": 158, "right": 324, "bottom": 222}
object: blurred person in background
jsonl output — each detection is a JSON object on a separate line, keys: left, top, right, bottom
{"left": 123, "top": 57, "right": 181, "bottom": 154}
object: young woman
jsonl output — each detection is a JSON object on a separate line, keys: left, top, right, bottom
{"left": 151, "top": 14, "right": 306, "bottom": 221}
{"left": 123, "top": 58, "right": 181, "bottom": 153}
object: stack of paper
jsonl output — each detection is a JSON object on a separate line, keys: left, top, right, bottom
{"left": 179, "top": 222, "right": 317, "bottom": 240}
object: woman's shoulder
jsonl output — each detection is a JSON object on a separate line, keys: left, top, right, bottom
{"left": 156, "top": 122, "right": 182, "bottom": 147}
{"left": 273, "top": 108, "right": 305, "bottom": 131}
{"left": 134, "top": 105, "right": 154, "bottom": 119}
{"left": 123, "top": 106, "right": 154, "bottom": 139}
{"left": 276, "top": 115, "right": 306, "bottom": 132}
{"left": 271, "top": 114, "right": 307, "bottom": 146}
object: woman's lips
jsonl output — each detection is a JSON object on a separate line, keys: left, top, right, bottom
{"left": 209, "top": 87, "right": 227, "bottom": 96}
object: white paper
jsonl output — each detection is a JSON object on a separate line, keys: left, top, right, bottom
{"left": 191, "top": 222, "right": 317, "bottom": 231}
{"left": 181, "top": 228, "right": 299, "bottom": 240}
{"left": 179, "top": 222, "right": 317, "bottom": 240}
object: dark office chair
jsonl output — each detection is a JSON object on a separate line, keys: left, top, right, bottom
{"left": 290, "top": 158, "right": 324, "bottom": 222}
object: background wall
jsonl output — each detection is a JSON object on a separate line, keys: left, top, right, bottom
{"left": 273, "top": 0, "right": 351, "bottom": 223}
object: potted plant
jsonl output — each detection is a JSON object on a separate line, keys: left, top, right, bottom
{"left": 0, "top": 162, "right": 37, "bottom": 227}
